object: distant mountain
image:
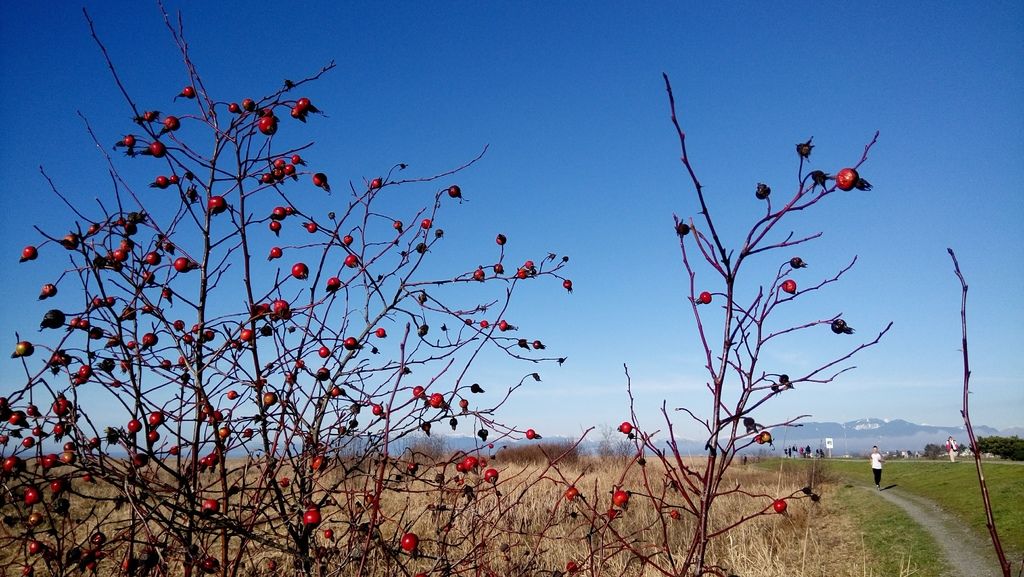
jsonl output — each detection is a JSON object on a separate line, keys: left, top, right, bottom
{"left": 745, "top": 418, "right": 1005, "bottom": 456}
{"left": 410, "top": 419, "right": 1005, "bottom": 459}
{"left": 427, "top": 419, "right": 1015, "bottom": 458}
{"left": 999, "top": 426, "right": 1024, "bottom": 438}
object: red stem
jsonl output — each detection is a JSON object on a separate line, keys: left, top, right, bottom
{"left": 947, "top": 248, "right": 1010, "bottom": 577}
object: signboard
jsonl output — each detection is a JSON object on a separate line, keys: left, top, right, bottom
{"left": 825, "top": 438, "right": 834, "bottom": 449}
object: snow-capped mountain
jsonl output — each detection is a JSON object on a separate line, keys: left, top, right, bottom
{"left": 750, "top": 418, "right": 1005, "bottom": 455}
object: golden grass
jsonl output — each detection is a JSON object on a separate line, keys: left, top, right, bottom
{"left": 1, "top": 453, "right": 908, "bottom": 577}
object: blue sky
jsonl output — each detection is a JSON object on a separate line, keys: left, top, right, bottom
{"left": 1, "top": 3, "right": 1021, "bottom": 443}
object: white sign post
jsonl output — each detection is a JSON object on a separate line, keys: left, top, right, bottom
{"left": 825, "top": 437, "right": 834, "bottom": 458}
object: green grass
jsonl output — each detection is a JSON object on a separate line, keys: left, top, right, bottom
{"left": 832, "top": 483, "right": 948, "bottom": 577}
{"left": 824, "top": 459, "right": 1024, "bottom": 560}
{"left": 766, "top": 457, "right": 1024, "bottom": 564}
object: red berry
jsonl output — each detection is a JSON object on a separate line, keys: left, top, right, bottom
{"left": 495, "top": 233, "right": 506, "bottom": 245}
{"left": 291, "top": 262, "right": 309, "bottom": 279}
{"left": 326, "top": 276, "right": 342, "bottom": 291}
{"left": 781, "top": 279, "right": 797, "bottom": 294}
{"left": 565, "top": 486, "right": 580, "bottom": 501}
{"left": 483, "top": 468, "right": 498, "bottom": 483}
{"left": 147, "top": 141, "right": 166, "bottom": 158}
{"left": 618, "top": 421, "right": 633, "bottom": 435}
{"left": 420, "top": 218, "right": 432, "bottom": 230}
{"left": 268, "top": 247, "right": 283, "bottom": 261}
{"left": 162, "top": 115, "right": 180, "bottom": 132}
{"left": 173, "top": 257, "right": 194, "bottom": 272}
{"left": 141, "top": 332, "right": 158, "bottom": 349}
{"left": 375, "top": 327, "right": 387, "bottom": 338}
{"left": 773, "top": 499, "right": 788, "bottom": 514}
{"left": 242, "top": 98, "right": 256, "bottom": 112}
{"left": 272, "top": 299, "right": 290, "bottom": 317}
{"left": 318, "top": 346, "right": 331, "bottom": 358}
{"left": 344, "top": 254, "right": 359, "bottom": 268}
{"left": 208, "top": 196, "right": 227, "bottom": 215}
{"left": 179, "top": 86, "right": 196, "bottom": 99}
{"left": 835, "top": 168, "right": 859, "bottom": 191}
{"left": 258, "top": 115, "right": 278, "bottom": 135}
{"left": 428, "top": 393, "right": 444, "bottom": 408}
{"left": 202, "top": 499, "right": 219, "bottom": 514}
{"left": 303, "top": 506, "right": 322, "bottom": 526}
{"left": 127, "top": 419, "right": 143, "bottom": 433}
{"left": 612, "top": 489, "right": 629, "bottom": 507}
{"left": 697, "top": 291, "right": 712, "bottom": 305}
{"left": 400, "top": 532, "right": 419, "bottom": 552}
{"left": 447, "top": 184, "right": 462, "bottom": 198}
{"left": 312, "top": 172, "right": 330, "bottom": 192}
{"left": 525, "top": 428, "right": 539, "bottom": 440}
{"left": 412, "top": 386, "right": 425, "bottom": 398}
{"left": 24, "top": 486, "right": 42, "bottom": 506}
{"left": 20, "top": 246, "right": 38, "bottom": 262}
{"left": 370, "top": 177, "right": 383, "bottom": 190}
{"left": 343, "top": 337, "right": 358, "bottom": 351}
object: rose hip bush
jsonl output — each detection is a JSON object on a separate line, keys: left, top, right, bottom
{"left": 537, "top": 76, "right": 891, "bottom": 577}
{"left": 1, "top": 10, "right": 569, "bottom": 577}
{"left": 520, "top": 77, "right": 888, "bottom": 577}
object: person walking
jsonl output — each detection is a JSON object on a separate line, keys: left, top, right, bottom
{"left": 870, "top": 445, "right": 884, "bottom": 490}
{"left": 945, "top": 436, "right": 959, "bottom": 463}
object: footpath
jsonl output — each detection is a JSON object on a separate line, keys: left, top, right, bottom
{"left": 859, "top": 484, "right": 1003, "bottom": 577}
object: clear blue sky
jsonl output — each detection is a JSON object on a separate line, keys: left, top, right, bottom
{"left": 1, "top": 3, "right": 1021, "bottom": 442}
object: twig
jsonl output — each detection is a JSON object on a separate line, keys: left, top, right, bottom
{"left": 947, "top": 248, "right": 1010, "bottom": 577}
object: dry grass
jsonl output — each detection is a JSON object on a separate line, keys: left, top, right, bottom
{"left": 2, "top": 453, "right": 897, "bottom": 577}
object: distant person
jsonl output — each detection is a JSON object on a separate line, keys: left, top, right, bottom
{"left": 870, "top": 445, "right": 884, "bottom": 490}
{"left": 805, "top": 445, "right": 811, "bottom": 458}
{"left": 945, "top": 436, "right": 959, "bottom": 462}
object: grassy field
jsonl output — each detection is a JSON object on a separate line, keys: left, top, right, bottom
{"left": 824, "top": 458, "right": 1024, "bottom": 561}
{"left": 3, "top": 452, "right": 929, "bottom": 577}
{"left": 759, "top": 458, "right": 950, "bottom": 577}
{"left": 831, "top": 483, "right": 948, "bottom": 577}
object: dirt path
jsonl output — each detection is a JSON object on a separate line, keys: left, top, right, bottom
{"left": 861, "top": 485, "right": 1003, "bottom": 577}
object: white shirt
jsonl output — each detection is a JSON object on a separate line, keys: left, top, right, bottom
{"left": 871, "top": 452, "right": 883, "bottom": 469}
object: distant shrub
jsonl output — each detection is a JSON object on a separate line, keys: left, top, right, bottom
{"left": 497, "top": 439, "right": 582, "bottom": 466}
{"left": 976, "top": 436, "right": 1024, "bottom": 461}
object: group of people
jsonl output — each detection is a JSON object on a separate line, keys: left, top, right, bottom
{"left": 869, "top": 436, "right": 960, "bottom": 490}
{"left": 783, "top": 445, "right": 824, "bottom": 458}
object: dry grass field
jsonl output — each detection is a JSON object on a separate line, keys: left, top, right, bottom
{"left": 2, "top": 445, "right": 921, "bottom": 577}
